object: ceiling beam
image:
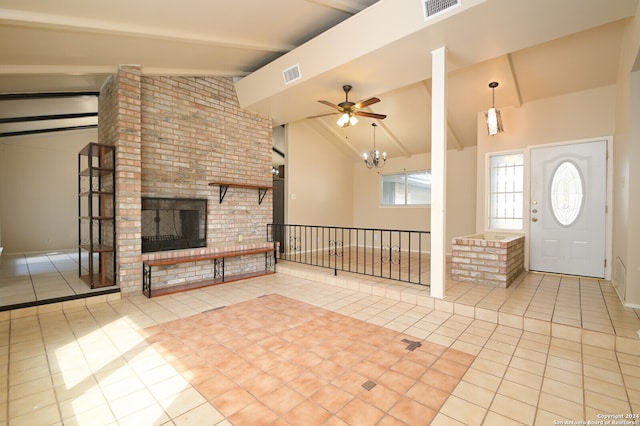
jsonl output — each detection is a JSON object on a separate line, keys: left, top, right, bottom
{"left": 0, "top": 112, "right": 97, "bottom": 124}
{"left": 0, "top": 9, "right": 293, "bottom": 54}
{"left": 0, "top": 92, "right": 98, "bottom": 100}
{"left": 0, "top": 124, "right": 97, "bottom": 138}
{"left": 419, "top": 81, "right": 463, "bottom": 151}
{"left": 506, "top": 53, "right": 523, "bottom": 108}
{"left": 305, "top": 0, "right": 370, "bottom": 15}
{"left": 374, "top": 120, "right": 411, "bottom": 158}
{"left": 306, "top": 119, "right": 363, "bottom": 160}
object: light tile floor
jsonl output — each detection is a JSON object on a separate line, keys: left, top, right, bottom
{"left": 1, "top": 257, "right": 639, "bottom": 425}
{"left": 0, "top": 250, "right": 116, "bottom": 308}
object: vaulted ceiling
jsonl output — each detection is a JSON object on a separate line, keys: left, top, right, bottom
{"left": 1, "top": 0, "right": 638, "bottom": 163}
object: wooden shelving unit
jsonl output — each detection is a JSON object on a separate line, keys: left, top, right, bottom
{"left": 78, "top": 143, "right": 116, "bottom": 288}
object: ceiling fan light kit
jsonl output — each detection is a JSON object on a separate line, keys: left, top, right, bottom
{"left": 308, "top": 84, "right": 387, "bottom": 127}
{"left": 486, "top": 81, "right": 504, "bottom": 135}
{"left": 337, "top": 112, "right": 358, "bottom": 127}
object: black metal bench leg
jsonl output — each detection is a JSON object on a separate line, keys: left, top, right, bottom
{"left": 143, "top": 264, "right": 152, "bottom": 298}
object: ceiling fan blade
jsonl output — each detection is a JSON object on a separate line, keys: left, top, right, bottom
{"left": 307, "top": 112, "right": 340, "bottom": 119}
{"left": 355, "top": 111, "right": 387, "bottom": 119}
{"left": 318, "top": 100, "right": 342, "bottom": 110}
{"left": 354, "top": 97, "right": 380, "bottom": 109}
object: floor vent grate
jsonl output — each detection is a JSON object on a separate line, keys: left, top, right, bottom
{"left": 362, "top": 380, "right": 377, "bottom": 391}
{"left": 401, "top": 338, "right": 422, "bottom": 351}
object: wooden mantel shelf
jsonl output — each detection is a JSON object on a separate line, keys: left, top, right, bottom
{"left": 208, "top": 181, "right": 273, "bottom": 204}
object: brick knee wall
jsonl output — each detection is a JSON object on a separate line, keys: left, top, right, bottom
{"left": 451, "top": 235, "right": 525, "bottom": 287}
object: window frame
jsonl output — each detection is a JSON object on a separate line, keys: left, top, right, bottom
{"left": 486, "top": 150, "right": 525, "bottom": 231}
{"left": 380, "top": 169, "right": 432, "bottom": 207}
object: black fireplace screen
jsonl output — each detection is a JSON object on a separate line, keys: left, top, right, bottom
{"left": 142, "top": 197, "right": 207, "bottom": 253}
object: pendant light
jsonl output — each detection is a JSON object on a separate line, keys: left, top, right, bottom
{"left": 486, "top": 81, "right": 504, "bottom": 135}
{"left": 363, "top": 123, "right": 386, "bottom": 168}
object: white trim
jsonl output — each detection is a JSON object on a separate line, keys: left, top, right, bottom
{"left": 430, "top": 46, "right": 447, "bottom": 299}
{"left": 484, "top": 148, "right": 528, "bottom": 270}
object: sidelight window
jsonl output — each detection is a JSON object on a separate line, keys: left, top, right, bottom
{"left": 488, "top": 152, "right": 524, "bottom": 230}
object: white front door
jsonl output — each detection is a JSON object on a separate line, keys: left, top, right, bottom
{"left": 529, "top": 140, "right": 607, "bottom": 278}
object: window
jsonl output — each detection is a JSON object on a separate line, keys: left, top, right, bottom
{"left": 488, "top": 153, "right": 524, "bottom": 229}
{"left": 381, "top": 171, "right": 431, "bottom": 205}
{"left": 550, "top": 161, "right": 583, "bottom": 226}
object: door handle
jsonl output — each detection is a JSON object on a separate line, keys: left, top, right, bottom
{"left": 531, "top": 218, "right": 538, "bottom": 222}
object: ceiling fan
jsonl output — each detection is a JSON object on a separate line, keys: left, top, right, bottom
{"left": 308, "top": 84, "right": 387, "bottom": 127}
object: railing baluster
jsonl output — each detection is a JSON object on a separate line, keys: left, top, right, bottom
{"left": 268, "top": 224, "right": 430, "bottom": 287}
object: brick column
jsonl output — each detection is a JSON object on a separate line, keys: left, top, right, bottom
{"left": 99, "top": 65, "right": 142, "bottom": 293}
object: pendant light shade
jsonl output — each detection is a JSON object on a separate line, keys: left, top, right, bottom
{"left": 486, "top": 82, "right": 504, "bottom": 135}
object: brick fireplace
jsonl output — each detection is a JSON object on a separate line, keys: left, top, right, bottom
{"left": 98, "top": 65, "right": 273, "bottom": 294}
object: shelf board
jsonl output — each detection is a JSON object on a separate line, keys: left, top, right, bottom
{"left": 79, "top": 142, "right": 114, "bottom": 156}
{"left": 208, "top": 181, "right": 273, "bottom": 204}
{"left": 79, "top": 216, "right": 114, "bottom": 221}
{"left": 79, "top": 167, "right": 114, "bottom": 177}
{"left": 79, "top": 244, "right": 114, "bottom": 253}
{"left": 208, "top": 181, "right": 273, "bottom": 190}
{"left": 80, "top": 274, "right": 115, "bottom": 289}
{"left": 79, "top": 190, "right": 114, "bottom": 197}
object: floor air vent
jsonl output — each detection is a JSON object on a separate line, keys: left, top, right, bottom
{"left": 283, "top": 64, "right": 301, "bottom": 84}
{"left": 423, "top": 0, "right": 460, "bottom": 20}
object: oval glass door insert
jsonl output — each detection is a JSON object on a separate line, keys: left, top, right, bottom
{"left": 550, "top": 161, "right": 583, "bottom": 226}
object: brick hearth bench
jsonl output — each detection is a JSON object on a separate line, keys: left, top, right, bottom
{"left": 142, "top": 245, "right": 277, "bottom": 298}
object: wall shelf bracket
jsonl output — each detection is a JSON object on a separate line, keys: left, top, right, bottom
{"left": 219, "top": 184, "right": 230, "bottom": 203}
{"left": 258, "top": 188, "right": 268, "bottom": 205}
{"left": 208, "top": 181, "right": 273, "bottom": 205}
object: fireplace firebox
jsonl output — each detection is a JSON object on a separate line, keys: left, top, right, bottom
{"left": 142, "top": 197, "right": 207, "bottom": 253}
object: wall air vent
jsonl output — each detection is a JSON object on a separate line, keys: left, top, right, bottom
{"left": 283, "top": 64, "right": 302, "bottom": 85}
{"left": 422, "top": 0, "right": 460, "bottom": 20}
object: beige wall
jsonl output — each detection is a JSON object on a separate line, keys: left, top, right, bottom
{"left": 352, "top": 148, "right": 477, "bottom": 253}
{"left": 474, "top": 85, "right": 618, "bottom": 289}
{"left": 286, "top": 121, "right": 354, "bottom": 227}
{"left": 0, "top": 129, "right": 96, "bottom": 253}
{"left": 613, "top": 10, "right": 640, "bottom": 307}
{"left": 286, "top": 121, "right": 476, "bottom": 253}
{"left": 475, "top": 85, "right": 617, "bottom": 233}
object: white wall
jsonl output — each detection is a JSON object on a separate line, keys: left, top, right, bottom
{"left": 353, "top": 148, "right": 477, "bottom": 253}
{"left": 286, "top": 121, "right": 354, "bottom": 227}
{"left": 0, "top": 129, "right": 96, "bottom": 253}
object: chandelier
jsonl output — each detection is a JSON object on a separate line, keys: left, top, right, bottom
{"left": 363, "top": 123, "right": 386, "bottom": 169}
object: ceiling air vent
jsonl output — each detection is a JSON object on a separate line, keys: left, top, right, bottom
{"left": 283, "top": 64, "right": 302, "bottom": 85}
{"left": 423, "top": 0, "right": 460, "bottom": 20}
